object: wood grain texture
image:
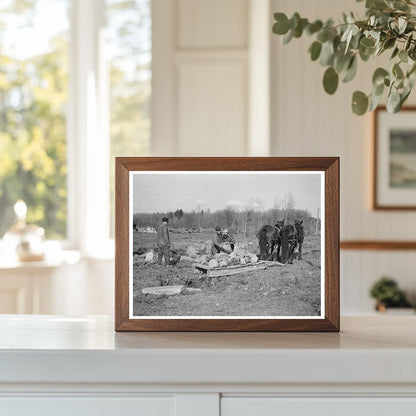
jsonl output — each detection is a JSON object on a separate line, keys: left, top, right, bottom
{"left": 115, "top": 157, "right": 340, "bottom": 332}
{"left": 373, "top": 106, "right": 416, "bottom": 210}
{"left": 114, "top": 160, "right": 130, "bottom": 330}
{"left": 341, "top": 241, "right": 416, "bottom": 250}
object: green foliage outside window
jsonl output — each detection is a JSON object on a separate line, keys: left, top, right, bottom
{"left": 0, "top": 0, "right": 69, "bottom": 238}
{"left": 0, "top": 0, "right": 151, "bottom": 240}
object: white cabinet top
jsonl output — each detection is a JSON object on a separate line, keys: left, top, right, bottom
{"left": 0, "top": 315, "right": 415, "bottom": 386}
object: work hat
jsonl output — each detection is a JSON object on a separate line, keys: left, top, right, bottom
{"left": 215, "top": 225, "right": 221, "bottom": 231}
{"left": 222, "top": 229, "right": 229, "bottom": 234}
{"left": 162, "top": 217, "right": 169, "bottom": 222}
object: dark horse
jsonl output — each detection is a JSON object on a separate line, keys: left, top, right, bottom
{"left": 280, "top": 219, "right": 305, "bottom": 264}
{"left": 257, "top": 220, "right": 285, "bottom": 261}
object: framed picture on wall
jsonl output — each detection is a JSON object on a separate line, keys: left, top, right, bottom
{"left": 374, "top": 106, "right": 416, "bottom": 209}
{"left": 115, "top": 157, "right": 339, "bottom": 332}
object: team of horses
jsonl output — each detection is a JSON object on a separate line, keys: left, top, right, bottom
{"left": 257, "top": 219, "right": 304, "bottom": 264}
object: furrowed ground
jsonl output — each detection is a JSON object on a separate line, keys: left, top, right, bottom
{"left": 132, "top": 231, "right": 321, "bottom": 317}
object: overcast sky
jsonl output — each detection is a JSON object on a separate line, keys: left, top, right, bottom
{"left": 132, "top": 172, "right": 322, "bottom": 216}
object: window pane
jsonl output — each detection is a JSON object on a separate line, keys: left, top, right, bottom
{"left": 0, "top": 0, "right": 70, "bottom": 239}
{"left": 106, "top": 0, "right": 151, "bottom": 237}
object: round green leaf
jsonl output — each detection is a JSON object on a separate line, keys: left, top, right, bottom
{"left": 352, "top": 91, "right": 369, "bottom": 115}
{"left": 293, "top": 18, "right": 308, "bottom": 38}
{"left": 309, "top": 41, "right": 322, "bottom": 61}
{"left": 360, "top": 37, "right": 375, "bottom": 48}
{"left": 323, "top": 67, "right": 339, "bottom": 95}
{"left": 273, "top": 13, "right": 290, "bottom": 35}
{"left": 307, "top": 20, "right": 323, "bottom": 35}
{"left": 372, "top": 68, "right": 389, "bottom": 86}
{"left": 359, "top": 44, "right": 375, "bottom": 62}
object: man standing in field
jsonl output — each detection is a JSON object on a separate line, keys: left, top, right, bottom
{"left": 156, "top": 217, "right": 170, "bottom": 267}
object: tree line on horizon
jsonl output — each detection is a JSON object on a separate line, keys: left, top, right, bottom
{"left": 133, "top": 206, "right": 321, "bottom": 236}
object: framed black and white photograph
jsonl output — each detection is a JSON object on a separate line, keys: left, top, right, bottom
{"left": 374, "top": 106, "right": 416, "bottom": 210}
{"left": 115, "top": 157, "right": 339, "bottom": 332}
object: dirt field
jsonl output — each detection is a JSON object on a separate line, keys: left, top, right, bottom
{"left": 132, "top": 231, "right": 322, "bottom": 317}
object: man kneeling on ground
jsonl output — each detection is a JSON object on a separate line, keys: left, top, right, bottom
{"left": 221, "top": 229, "right": 235, "bottom": 253}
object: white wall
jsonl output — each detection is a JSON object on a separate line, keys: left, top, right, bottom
{"left": 152, "top": 0, "right": 251, "bottom": 156}
{"left": 271, "top": 0, "right": 416, "bottom": 313}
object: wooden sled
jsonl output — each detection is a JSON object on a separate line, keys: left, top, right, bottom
{"left": 194, "top": 260, "right": 284, "bottom": 278}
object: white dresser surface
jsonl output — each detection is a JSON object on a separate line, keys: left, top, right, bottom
{"left": 0, "top": 315, "right": 415, "bottom": 387}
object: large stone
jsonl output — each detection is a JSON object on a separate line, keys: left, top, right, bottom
{"left": 142, "top": 286, "right": 185, "bottom": 296}
{"left": 208, "top": 259, "right": 219, "bottom": 268}
{"left": 186, "top": 246, "right": 198, "bottom": 258}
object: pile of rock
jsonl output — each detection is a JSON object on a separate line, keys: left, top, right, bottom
{"left": 184, "top": 244, "right": 259, "bottom": 268}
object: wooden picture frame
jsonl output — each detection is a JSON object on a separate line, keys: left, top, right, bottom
{"left": 373, "top": 106, "right": 416, "bottom": 210}
{"left": 115, "top": 157, "right": 339, "bottom": 332}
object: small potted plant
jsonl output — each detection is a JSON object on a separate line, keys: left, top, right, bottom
{"left": 370, "top": 276, "right": 413, "bottom": 314}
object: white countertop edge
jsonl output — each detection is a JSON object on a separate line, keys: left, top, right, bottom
{"left": 1, "top": 349, "right": 416, "bottom": 385}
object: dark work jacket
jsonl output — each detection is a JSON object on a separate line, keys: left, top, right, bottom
{"left": 157, "top": 223, "right": 170, "bottom": 246}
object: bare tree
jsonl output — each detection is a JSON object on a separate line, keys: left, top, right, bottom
{"left": 282, "top": 192, "right": 296, "bottom": 220}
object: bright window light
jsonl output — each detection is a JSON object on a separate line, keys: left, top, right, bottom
{"left": 0, "top": 0, "right": 70, "bottom": 239}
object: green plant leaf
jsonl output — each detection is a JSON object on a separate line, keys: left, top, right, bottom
{"left": 369, "top": 92, "right": 383, "bottom": 111}
{"left": 342, "top": 56, "right": 358, "bottom": 82}
{"left": 400, "top": 87, "right": 411, "bottom": 106}
{"left": 290, "top": 12, "right": 301, "bottom": 29}
{"left": 352, "top": 91, "right": 369, "bottom": 115}
{"left": 399, "top": 49, "right": 408, "bottom": 63}
{"left": 359, "top": 42, "right": 375, "bottom": 61}
{"left": 393, "top": 63, "right": 404, "bottom": 79}
{"left": 391, "top": 47, "right": 399, "bottom": 59}
{"left": 372, "top": 67, "right": 389, "bottom": 86}
{"left": 309, "top": 41, "right": 322, "bottom": 61}
{"left": 282, "top": 29, "right": 293, "bottom": 44}
{"left": 383, "top": 37, "right": 396, "bottom": 50}
{"left": 320, "top": 40, "right": 335, "bottom": 66}
{"left": 273, "top": 13, "right": 290, "bottom": 34}
{"left": 360, "top": 37, "right": 375, "bottom": 48}
{"left": 398, "top": 16, "right": 407, "bottom": 34}
{"left": 334, "top": 52, "right": 352, "bottom": 72}
{"left": 293, "top": 18, "right": 309, "bottom": 38}
{"left": 366, "top": 0, "right": 388, "bottom": 10}
{"left": 374, "top": 82, "right": 385, "bottom": 95}
{"left": 323, "top": 67, "right": 339, "bottom": 94}
{"left": 405, "top": 34, "right": 413, "bottom": 50}
{"left": 317, "top": 29, "right": 328, "bottom": 43}
{"left": 307, "top": 20, "right": 323, "bottom": 35}
{"left": 387, "top": 87, "right": 401, "bottom": 112}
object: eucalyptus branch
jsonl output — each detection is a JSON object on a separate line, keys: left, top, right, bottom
{"left": 272, "top": 0, "right": 416, "bottom": 115}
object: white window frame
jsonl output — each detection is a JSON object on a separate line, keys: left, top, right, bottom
{"left": 67, "top": 0, "right": 111, "bottom": 258}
